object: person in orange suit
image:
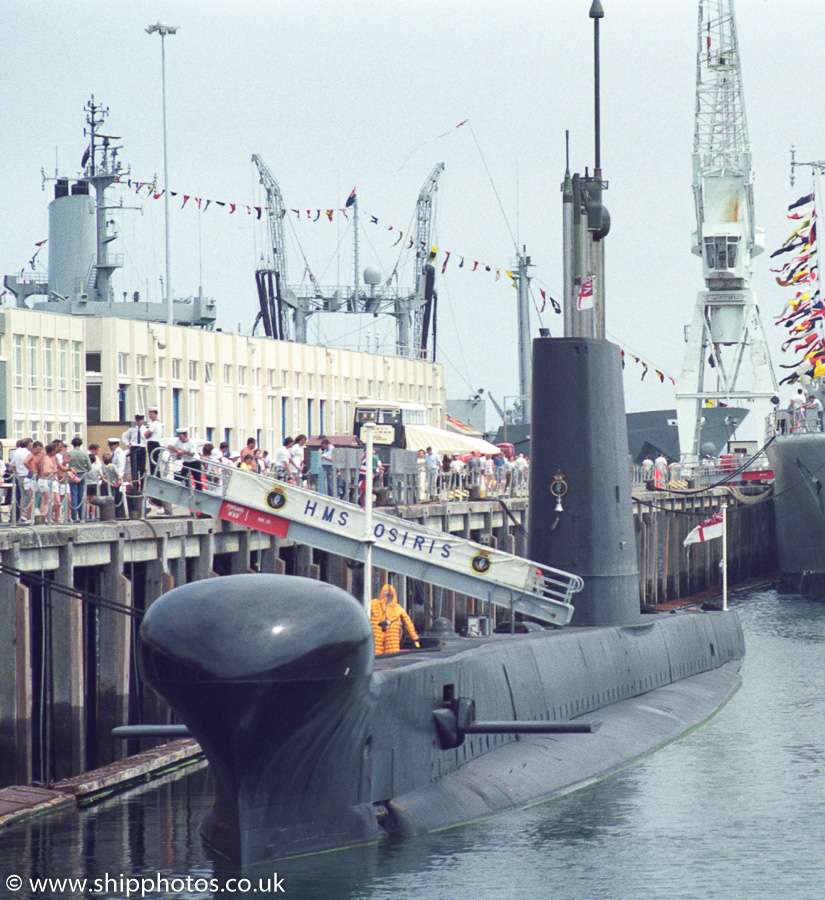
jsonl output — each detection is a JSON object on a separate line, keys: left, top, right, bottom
{"left": 371, "top": 584, "right": 419, "bottom": 654}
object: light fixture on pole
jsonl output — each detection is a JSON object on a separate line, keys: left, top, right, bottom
{"left": 146, "top": 20, "right": 178, "bottom": 327}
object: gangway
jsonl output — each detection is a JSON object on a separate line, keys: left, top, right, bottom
{"left": 142, "top": 457, "right": 582, "bottom": 626}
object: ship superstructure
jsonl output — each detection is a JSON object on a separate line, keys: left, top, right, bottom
{"left": 4, "top": 98, "right": 215, "bottom": 328}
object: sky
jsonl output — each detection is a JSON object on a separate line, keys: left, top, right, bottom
{"left": 2, "top": 0, "right": 823, "bottom": 431}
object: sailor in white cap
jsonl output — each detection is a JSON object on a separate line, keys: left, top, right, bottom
{"left": 145, "top": 406, "right": 164, "bottom": 475}
{"left": 166, "top": 427, "right": 203, "bottom": 491}
{"left": 107, "top": 437, "right": 127, "bottom": 482}
{"left": 122, "top": 413, "right": 148, "bottom": 491}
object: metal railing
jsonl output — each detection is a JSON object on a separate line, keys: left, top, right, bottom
{"left": 1, "top": 469, "right": 131, "bottom": 526}
{"left": 766, "top": 408, "right": 824, "bottom": 439}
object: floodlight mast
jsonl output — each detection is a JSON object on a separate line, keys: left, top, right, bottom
{"left": 146, "top": 21, "right": 178, "bottom": 326}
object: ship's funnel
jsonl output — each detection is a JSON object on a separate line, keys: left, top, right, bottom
{"left": 48, "top": 189, "right": 96, "bottom": 300}
{"left": 528, "top": 337, "right": 640, "bottom": 626}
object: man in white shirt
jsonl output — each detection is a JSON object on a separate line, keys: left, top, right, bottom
{"left": 654, "top": 452, "right": 668, "bottom": 488}
{"left": 122, "top": 413, "right": 148, "bottom": 491}
{"left": 424, "top": 446, "right": 440, "bottom": 499}
{"left": 166, "top": 428, "right": 202, "bottom": 491}
{"left": 289, "top": 434, "right": 307, "bottom": 484}
{"left": 10, "top": 438, "right": 33, "bottom": 522}
{"left": 274, "top": 438, "right": 294, "bottom": 482}
{"left": 106, "top": 438, "right": 127, "bottom": 517}
{"left": 806, "top": 394, "right": 824, "bottom": 432}
{"left": 144, "top": 407, "right": 164, "bottom": 475}
{"left": 108, "top": 438, "right": 127, "bottom": 482}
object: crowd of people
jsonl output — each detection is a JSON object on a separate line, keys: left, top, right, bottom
{"left": 1, "top": 435, "right": 124, "bottom": 524}
{"left": 0, "top": 409, "right": 319, "bottom": 524}
{"left": 0, "top": 410, "right": 531, "bottom": 524}
{"left": 418, "top": 447, "right": 529, "bottom": 501}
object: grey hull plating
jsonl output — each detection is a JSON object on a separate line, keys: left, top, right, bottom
{"left": 765, "top": 434, "right": 825, "bottom": 593}
{"left": 140, "top": 574, "right": 744, "bottom": 867}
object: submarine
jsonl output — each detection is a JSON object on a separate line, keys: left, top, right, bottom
{"left": 139, "top": 339, "right": 744, "bottom": 867}
{"left": 137, "top": 7, "right": 744, "bottom": 865}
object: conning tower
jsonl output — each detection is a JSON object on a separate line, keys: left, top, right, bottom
{"left": 528, "top": 1, "right": 640, "bottom": 627}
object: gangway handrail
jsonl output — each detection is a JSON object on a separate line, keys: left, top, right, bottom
{"left": 145, "top": 450, "right": 581, "bottom": 625}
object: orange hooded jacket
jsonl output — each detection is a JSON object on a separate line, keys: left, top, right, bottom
{"left": 370, "top": 584, "right": 419, "bottom": 654}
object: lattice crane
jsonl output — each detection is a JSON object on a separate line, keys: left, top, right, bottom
{"left": 675, "top": 0, "right": 777, "bottom": 461}
{"left": 252, "top": 154, "right": 442, "bottom": 357}
{"left": 253, "top": 153, "right": 311, "bottom": 342}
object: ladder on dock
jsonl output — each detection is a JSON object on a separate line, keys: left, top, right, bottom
{"left": 143, "top": 459, "right": 582, "bottom": 626}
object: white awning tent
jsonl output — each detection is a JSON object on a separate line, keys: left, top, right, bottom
{"left": 402, "top": 424, "right": 502, "bottom": 456}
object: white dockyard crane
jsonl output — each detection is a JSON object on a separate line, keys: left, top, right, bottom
{"left": 676, "top": 0, "right": 777, "bottom": 462}
{"left": 252, "top": 153, "right": 309, "bottom": 342}
{"left": 251, "top": 155, "right": 444, "bottom": 358}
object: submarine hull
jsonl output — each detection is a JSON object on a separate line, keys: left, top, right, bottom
{"left": 140, "top": 574, "right": 744, "bottom": 867}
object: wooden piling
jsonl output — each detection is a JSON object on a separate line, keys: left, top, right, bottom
{"left": 52, "top": 541, "right": 85, "bottom": 780}
{"left": 98, "top": 539, "right": 132, "bottom": 764}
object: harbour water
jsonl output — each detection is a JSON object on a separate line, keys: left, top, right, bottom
{"left": 1, "top": 584, "right": 823, "bottom": 899}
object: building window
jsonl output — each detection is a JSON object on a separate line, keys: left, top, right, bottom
{"left": 172, "top": 388, "right": 182, "bottom": 430}
{"left": 118, "top": 385, "right": 128, "bottom": 422}
{"left": 71, "top": 343, "right": 83, "bottom": 391}
{"left": 12, "top": 335, "right": 23, "bottom": 388}
{"left": 136, "top": 355, "right": 147, "bottom": 377}
{"left": 238, "top": 366, "right": 247, "bottom": 386}
{"left": 55, "top": 342, "right": 68, "bottom": 394}
{"left": 205, "top": 362, "right": 214, "bottom": 384}
{"left": 224, "top": 364, "right": 232, "bottom": 382}
{"left": 158, "top": 357, "right": 165, "bottom": 379}
{"left": 189, "top": 360, "right": 198, "bottom": 381}
{"left": 43, "top": 338, "right": 54, "bottom": 391}
{"left": 118, "top": 353, "right": 128, "bottom": 376}
{"left": 268, "top": 369, "right": 278, "bottom": 388}
{"left": 189, "top": 390, "right": 199, "bottom": 435}
{"left": 28, "top": 337, "right": 38, "bottom": 390}
{"left": 172, "top": 358, "right": 182, "bottom": 380}
{"left": 136, "top": 385, "right": 148, "bottom": 415}
{"left": 85, "top": 352, "right": 101, "bottom": 373}
{"left": 86, "top": 385, "right": 101, "bottom": 424}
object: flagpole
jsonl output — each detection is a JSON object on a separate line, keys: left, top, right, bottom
{"left": 722, "top": 498, "right": 728, "bottom": 611}
{"left": 362, "top": 421, "right": 375, "bottom": 613}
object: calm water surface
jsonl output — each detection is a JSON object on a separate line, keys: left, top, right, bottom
{"left": 1, "top": 586, "right": 824, "bottom": 900}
